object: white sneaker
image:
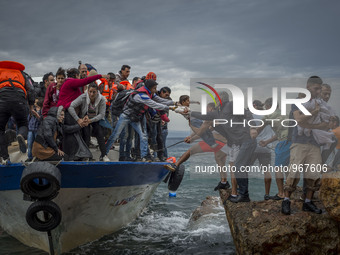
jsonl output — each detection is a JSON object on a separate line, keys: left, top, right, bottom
{"left": 101, "top": 155, "right": 110, "bottom": 162}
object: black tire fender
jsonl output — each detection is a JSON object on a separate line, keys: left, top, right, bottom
{"left": 168, "top": 164, "right": 185, "bottom": 192}
{"left": 20, "top": 162, "right": 61, "bottom": 200}
{"left": 26, "top": 200, "right": 62, "bottom": 232}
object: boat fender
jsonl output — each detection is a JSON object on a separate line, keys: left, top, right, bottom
{"left": 20, "top": 162, "right": 61, "bottom": 200}
{"left": 168, "top": 164, "right": 185, "bottom": 192}
{"left": 26, "top": 200, "right": 62, "bottom": 232}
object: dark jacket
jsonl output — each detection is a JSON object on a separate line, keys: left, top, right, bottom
{"left": 191, "top": 101, "right": 251, "bottom": 146}
{"left": 28, "top": 108, "right": 42, "bottom": 132}
{"left": 35, "top": 107, "right": 81, "bottom": 152}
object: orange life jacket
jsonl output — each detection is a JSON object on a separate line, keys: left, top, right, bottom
{"left": 100, "top": 79, "right": 119, "bottom": 106}
{"left": 0, "top": 61, "right": 27, "bottom": 97}
{"left": 120, "top": 80, "right": 133, "bottom": 90}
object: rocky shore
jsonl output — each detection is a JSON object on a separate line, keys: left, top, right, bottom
{"left": 218, "top": 171, "right": 340, "bottom": 255}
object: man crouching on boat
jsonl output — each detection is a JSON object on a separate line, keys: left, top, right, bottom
{"left": 105, "top": 79, "right": 175, "bottom": 162}
{"left": 68, "top": 82, "right": 109, "bottom": 162}
{"left": 32, "top": 107, "right": 66, "bottom": 161}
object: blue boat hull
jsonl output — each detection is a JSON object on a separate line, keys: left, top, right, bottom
{"left": 0, "top": 161, "right": 169, "bottom": 253}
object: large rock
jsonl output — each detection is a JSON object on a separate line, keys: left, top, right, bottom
{"left": 220, "top": 189, "right": 340, "bottom": 255}
{"left": 189, "top": 196, "right": 221, "bottom": 222}
{"left": 320, "top": 170, "right": 340, "bottom": 222}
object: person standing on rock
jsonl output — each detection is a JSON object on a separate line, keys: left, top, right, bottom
{"left": 250, "top": 100, "right": 276, "bottom": 200}
{"left": 281, "top": 76, "right": 328, "bottom": 215}
{"left": 257, "top": 98, "right": 291, "bottom": 200}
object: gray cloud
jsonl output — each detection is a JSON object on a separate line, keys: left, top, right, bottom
{"left": 1, "top": 0, "right": 339, "bottom": 130}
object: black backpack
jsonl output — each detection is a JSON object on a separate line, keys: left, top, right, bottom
{"left": 111, "top": 90, "right": 135, "bottom": 117}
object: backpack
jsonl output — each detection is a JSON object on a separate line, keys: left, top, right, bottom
{"left": 111, "top": 90, "right": 135, "bottom": 116}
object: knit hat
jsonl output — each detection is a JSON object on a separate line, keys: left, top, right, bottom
{"left": 145, "top": 79, "right": 158, "bottom": 90}
{"left": 146, "top": 72, "right": 157, "bottom": 81}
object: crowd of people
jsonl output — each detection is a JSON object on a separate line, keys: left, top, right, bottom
{"left": 0, "top": 61, "right": 176, "bottom": 163}
{"left": 166, "top": 76, "right": 340, "bottom": 216}
{"left": 0, "top": 60, "right": 339, "bottom": 216}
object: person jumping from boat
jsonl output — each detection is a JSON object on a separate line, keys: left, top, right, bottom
{"left": 191, "top": 91, "right": 257, "bottom": 203}
{"left": 105, "top": 79, "right": 175, "bottom": 161}
{"left": 0, "top": 61, "right": 35, "bottom": 164}
{"left": 166, "top": 102, "right": 230, "bottom": 191}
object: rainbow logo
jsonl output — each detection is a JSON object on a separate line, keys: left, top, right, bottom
{"left": 196, "top": 82, "right": 223, "bottom": 107}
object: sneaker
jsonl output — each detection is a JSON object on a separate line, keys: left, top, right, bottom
{"left": 272, "top": 194, "right": 284, "bottom": 200}
{"left": 100, "top": 155, "right": 110, "bottom": 162}
{"left": 227, "top": 194, "right": 238, "bottom": 201}
{"left": 17, "top": 134, "right": 27, "bottom": 153}
{"left": 125, "top": 157, "right": 133, "bottom": 161}
{"left": 281, "top": 200, "right": 291, "bottom": 215}
{"left": 302, "top": 201, "right": 322, "bottom": 214}
{"left": 134, "top": 157, "right": 142, "bottom": 162}
{"left": 163, "top": 163, "right": 177, "bottom": 172}
{"left": 0, "top": 157, "right": 11, "bottom": 165}
{"left": 141, "top": 157, "right": 152, "bottom": 162}
{"left": 264, "top": 194, "right": 271, "bottom": 200}
{"left": 5, "top": 129, "right": 17, "bottom": 144}
{"left": 142, "top": 155, "right": 154, "bottom": 162}
{"left": 214, "top": 181, "right": 230, "bottom": 191}
{"left": 229, "top": 195, "right": 250, "bottom": 203}
{"left": 25, "top": 158, "right": 33, "bottom": 162}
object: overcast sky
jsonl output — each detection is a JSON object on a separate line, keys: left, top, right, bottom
{"left": 1, "top": 0, "right": 339, "bottom": 132}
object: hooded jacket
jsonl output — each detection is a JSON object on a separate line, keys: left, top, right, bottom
{"left": 68, "top": 92, "right": 106, "bottom": 123}
{"left": 35, "top": 107, "right": 82, "bottom": 152}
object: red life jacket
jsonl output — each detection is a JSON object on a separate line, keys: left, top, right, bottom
{"left": 125, "top": 86, "right": 153, "bottom": 122}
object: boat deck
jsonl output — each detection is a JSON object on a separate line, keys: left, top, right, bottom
{"left": 8, "top": 139, "right": 120, "bottom": 164}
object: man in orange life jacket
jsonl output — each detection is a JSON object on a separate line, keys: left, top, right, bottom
{"left": 0, "top": 61, "right": 35, "bottom": 164}
{"left": 99, "top": 72, "right": 116, "bottom": 119}
{"left": 105, "top": 79, "right": 175, "bottom": 161}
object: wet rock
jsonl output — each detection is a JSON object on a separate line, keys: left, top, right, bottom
{"left": 189, "top": 196, "right": 221, "bottom": 222}
{"left": 320, "top": 170, "right": 340, "bottom": 222}
{"left": 220, "top": 189, "right": 340, "bottom": 255}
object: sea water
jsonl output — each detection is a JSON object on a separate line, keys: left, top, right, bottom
{"left": 0, "top": 137, "right": 277, "bottom": 255}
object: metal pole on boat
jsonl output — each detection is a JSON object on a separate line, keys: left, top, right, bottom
{"left": 41, "top": 177, "right": 55, "bottom": 255}
{"left": 47, "top": 230, "right": 55, "bottom": 255}
{"left": 154, "top": 140, "right": 185, "bottom": 152}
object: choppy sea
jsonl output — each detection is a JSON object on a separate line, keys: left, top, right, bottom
{"left": 0, "top": 136, "right": 279, "bottom": 255}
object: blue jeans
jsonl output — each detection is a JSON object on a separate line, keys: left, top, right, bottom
{"left": 161, "top": 127, "right": 168, "bottom": 158}
{"left": 190, "top": 118, "right": 216, "bottom": 146}
{"left": 106, "top": 113, "right": 148, "bottom": 157}
{"left": 119, "top": 124, "right": 133, "bottom": 158}
{"left": 234, "top": 138, "right": 257, "bottom": 197}
{"left": 27, "top": 131, "right": 37, "bottom": 159}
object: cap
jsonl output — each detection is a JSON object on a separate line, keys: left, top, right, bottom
{"left": 146, "top": 72, "right": 157, "bottom": 81}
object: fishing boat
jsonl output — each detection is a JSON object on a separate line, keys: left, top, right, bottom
{"left": 0, "top": 143, "right": 183, "bottom": 254}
